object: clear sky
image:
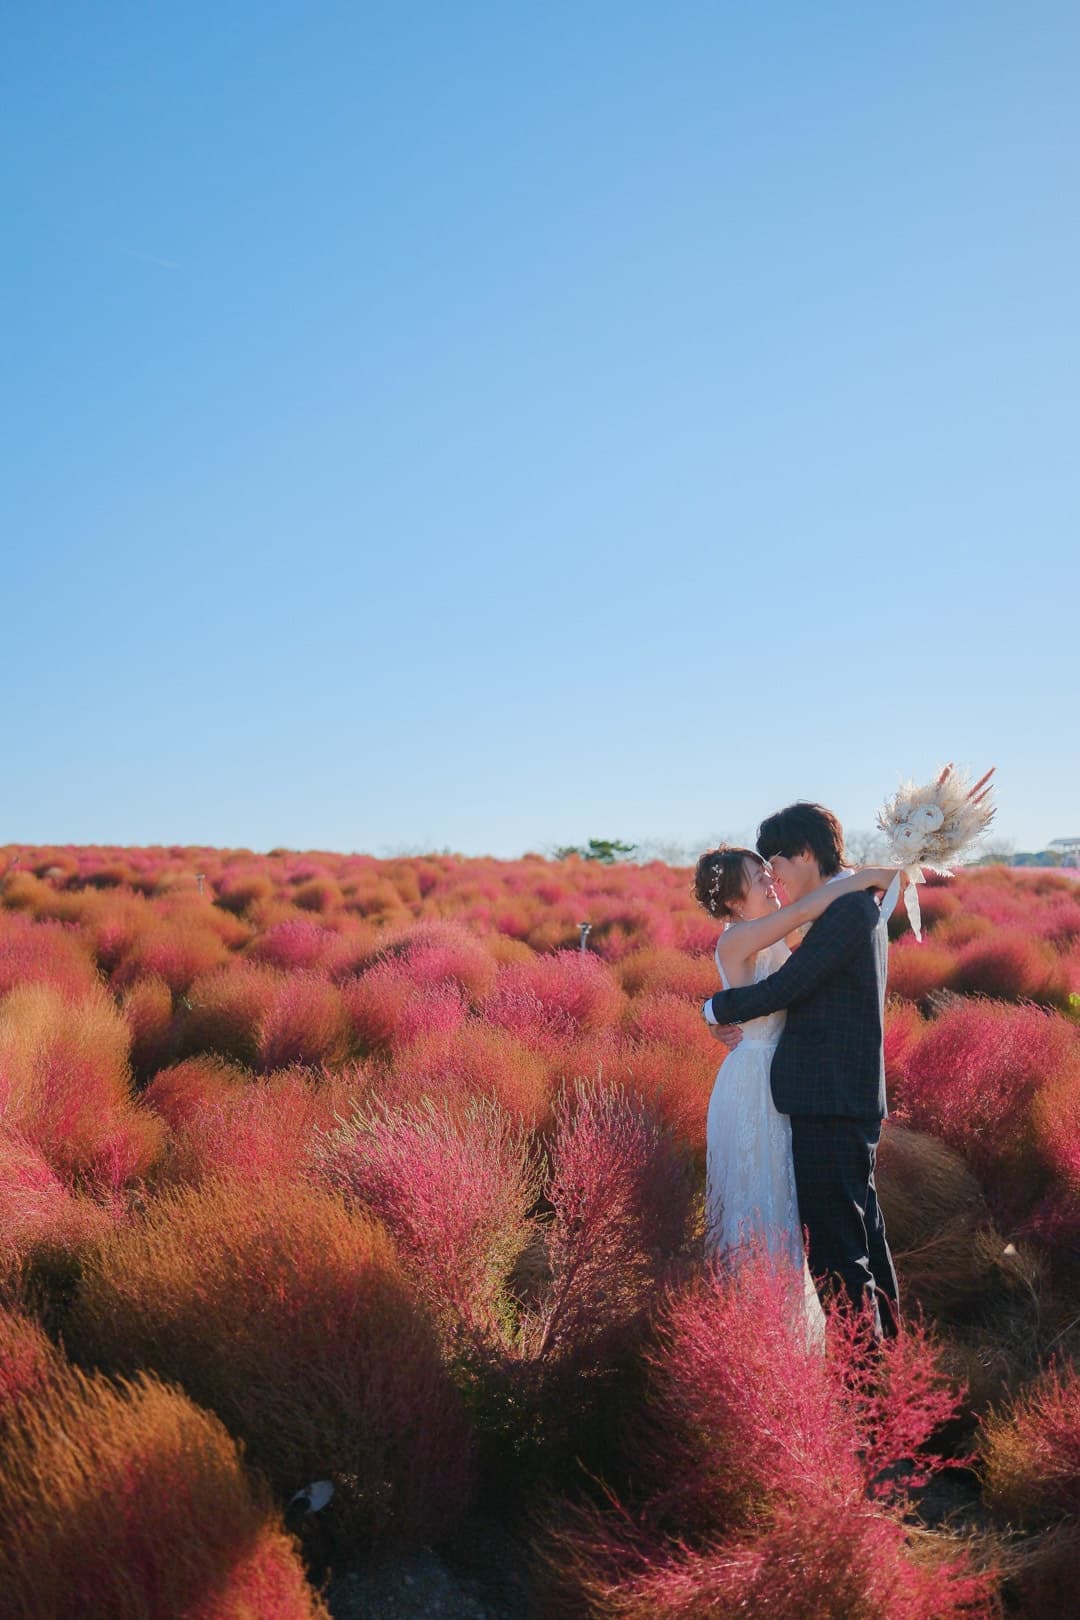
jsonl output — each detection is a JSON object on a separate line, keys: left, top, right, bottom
{"left": 3, "top": 2, "right": 1076, "bottom": 859}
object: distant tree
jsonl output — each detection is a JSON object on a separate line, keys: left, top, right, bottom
{"left": 970, "top": 838, "right": 1018, "bottom": 866}
{"left": 552, "top": 838, "right": 638, "bottom": 865}
{"left": 844, "top": 829, "right": 888, "bottom": 865}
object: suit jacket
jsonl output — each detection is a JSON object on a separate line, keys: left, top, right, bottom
{"left": 707, "top": 891, "right": 887, "bottom": 1119}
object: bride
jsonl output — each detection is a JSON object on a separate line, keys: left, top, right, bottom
{"left": 693, "top": 846, "right": 895, "bottom": 1334}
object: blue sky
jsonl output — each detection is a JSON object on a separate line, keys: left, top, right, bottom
{"left": 3, "top": 3, "right": 1076, "bottom": 858}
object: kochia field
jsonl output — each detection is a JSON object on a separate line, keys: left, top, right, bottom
{"left": 1, "top": 845, "right": 1078, "bottom": 1617}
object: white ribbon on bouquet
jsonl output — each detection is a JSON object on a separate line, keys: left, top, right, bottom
{"left": 881, "top": 866, "right": 924, "bottom": 941}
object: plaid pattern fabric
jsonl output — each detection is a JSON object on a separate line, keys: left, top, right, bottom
{"left": 789, "top": 1114, "right": 899, "bottom": 1334}
{"left": 707, "top": 891, "right": 887, "bottom": 1118}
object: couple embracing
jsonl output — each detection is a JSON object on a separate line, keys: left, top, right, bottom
{"left": 696, "top": 801, "right": 904, "bottom": 1343}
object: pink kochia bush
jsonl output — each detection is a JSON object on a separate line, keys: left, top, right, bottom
{"left": 0, "top": 983, "right": 164, "bottom": 1196}
{"left": 482, "top": 950, "right": 627, "bottom": 1044}
{"left": 182, "top": 961, "right": 349, "bottom": 1069}
{"left": 0, "top": 1133, "right": 114, "bottom": 1281}
{"left": 247, "top": 917, "right": 340, "bottom": 972}
{"left": 318, "top": 1093, "right": 541, "bottom": 1354}
{"left": 0, "top": 1360, "right": 329, "bottom": 1620}
{"left": 338, "top": 923, "right": 498, "bottom": 1054}
{"left": 526, "top": 1080, "right": 692, "bottom": 1366}
{"left": 318, "top": 1082, "right": 693, "bottom": 1410}
{"left": 896, "top": 999, "right": 1080, "bottom": 1199}
{"left": 376, "top": 919, "right": 500, "bottom": 1004}
{"left": 341, "top": 960, "right": 467, "bottom": 1053}
{"left": 385, "top": 1023, "right": 552, "bottom": 1129}
{"left": 539, "top": 1252, "right": 994, "bottom": 1619}
{"left": 0, "top": 912, "right": 100, "bottom": 1000}
{"left": 145, "top": 1064, "right": 367, "bottom": 1187}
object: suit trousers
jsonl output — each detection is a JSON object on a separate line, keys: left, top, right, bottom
{"left": 788, "top": 1114, "right": 899, "bottom": 1337}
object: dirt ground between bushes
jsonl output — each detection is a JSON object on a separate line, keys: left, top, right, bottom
{"left": 318, "top": 1472, "right": 986, "bottom": 1618}
{"left": 323, "top": 1519, "right": 540, "bottom": 1620}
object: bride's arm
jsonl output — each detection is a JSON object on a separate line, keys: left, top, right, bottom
{"left": 718, "top": 867, "right": 896, "bottom": 971}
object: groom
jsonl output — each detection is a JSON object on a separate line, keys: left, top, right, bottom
{"left": 702, "top": 802, "right": 899, "bottom": 1337}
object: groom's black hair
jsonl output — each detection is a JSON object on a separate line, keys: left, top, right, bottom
{"left": 756, "top": 803, "right": 845, "bottom": 877}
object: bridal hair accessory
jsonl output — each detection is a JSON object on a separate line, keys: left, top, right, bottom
{"left": 877, "top": 764, "right": 996, "bottom": 941}
{"left": 707, "top": 856, "right": 726, "bottom": 914}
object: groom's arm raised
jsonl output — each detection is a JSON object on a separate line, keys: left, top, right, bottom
{"left": 703, "top": 892, "right": 878, "bottom": 1025}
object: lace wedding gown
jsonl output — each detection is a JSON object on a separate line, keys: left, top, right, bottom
{"left": 705, "top": 935, "right": 825, "bottom": 1343}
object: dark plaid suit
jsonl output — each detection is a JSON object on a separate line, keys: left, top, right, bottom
{"left": 707, "top": 892, "right": 899, "bottom": 1334}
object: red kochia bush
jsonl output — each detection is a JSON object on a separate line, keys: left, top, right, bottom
{"left": 67, "top": 1176, "right": 472, "bottom": 1551}
{"left": 183, "top": 962, "right": 349, "bottom": 1070}
{"left": 616, "top": 946, "right": 718, "bottom": 1002}
{"left": 885, "top": 938, "right": 957, "bottom": 1004}
{"left": 538, "top": 1253, "right": 990, "bottom": 1619}
{"left": 111, "top": 919, "right": 230, "bottom": 992}
{"left": 582, "top": 898, "right": 677, "bottom": 961}
{"left": 214, "top": 869, "right": 275, "bottom": 914}
{"left": 0, "top": 1303, "right": 66, "bottom": 1421}
{"left": 898, "top": 999, "right": 1080, "bottom": 1190}
{"left": 182, "top": 960, "right": 281, "bottom": 1063}
{"left": 141, "top": 1055, "right": 246, "bottom": 1127}
{"left": 1030, "top": 1070, "right": 1080, "bottom": 1188}
{"left": 541, "top": 1494, "right": 993, "bottom": 1619}
{"left": 0, "top": 1365, "right": 329, "bottom": 1619}
{"left": 933, "top": 913, "right": 996, "bottom": 951}
{"left": 593, "top": 1036, "right": 717, "bottom": 1163}
{"left": 883, "top": 999, "right": 927, "bottom": 1090}
{"left": 951, "top": 929, "right": 1068, "bottom": 1006}
{"left": 888, "top": 884, "right": 960, "bottom": 939}
{"left": 622, "top": 991, "right": 720, "bottom": 1056}
{"left": 1026, "top": 1066, "right": 1080, "bottom": 1257}
{"left": 293, "top": 875, "right": 343, "bottom": 913}
{"left": 119, "top": 973, "right": 176, "bottom": 1077}
{"left": 254, "top": 972, "right": 349, "bottom": 1069}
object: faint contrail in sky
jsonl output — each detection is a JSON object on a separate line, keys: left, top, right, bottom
{"left": 118, "top": 247, "right": 183, "bottom": 270}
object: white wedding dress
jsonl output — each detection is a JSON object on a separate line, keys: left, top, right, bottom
{"left": 705, "top": 934, "right": 825, "bottom": 1345}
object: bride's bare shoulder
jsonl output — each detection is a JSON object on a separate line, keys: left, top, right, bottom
{"left": 715, "top": 924, "right": 756, "bottom": 977}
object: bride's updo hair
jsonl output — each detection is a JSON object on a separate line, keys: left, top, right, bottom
{"left": 694, "top": 845, "right": 767, "bottom": 920}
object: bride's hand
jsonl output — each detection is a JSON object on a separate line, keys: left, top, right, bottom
{"left": 856, "top": 865, "right": 901, "bottom": 891}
